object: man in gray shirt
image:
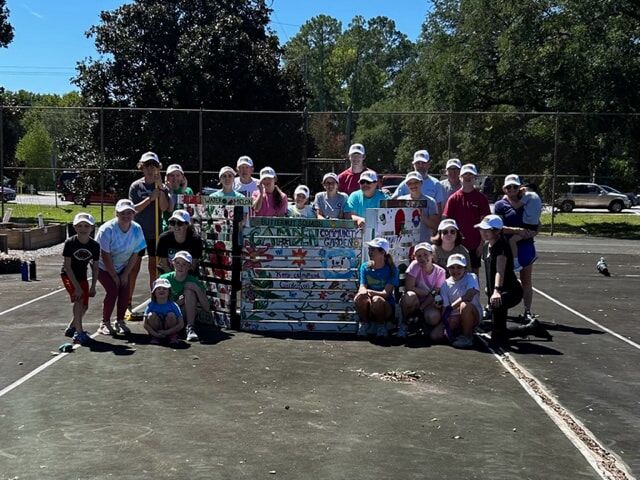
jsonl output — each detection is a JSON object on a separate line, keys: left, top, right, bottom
{"left": 440, "top": 158, "right": 462, "bottom": 205}
{"left": 127, "top": 152, "right": 171, "bottom": 317}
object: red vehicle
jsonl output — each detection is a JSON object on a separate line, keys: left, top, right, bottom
{"left": 379, "top": 174, "right": 405, "bottom": 196}
{"left": 63, "top": 190, "right": 118, "bottom": 206}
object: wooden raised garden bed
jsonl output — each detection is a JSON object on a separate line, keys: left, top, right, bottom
{"left": 0, "top": 222, "right": 67, "bottom": 250}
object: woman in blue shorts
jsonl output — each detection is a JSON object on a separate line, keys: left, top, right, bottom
{"left": 354, "top": 237, "right": 399, "bottom": 339}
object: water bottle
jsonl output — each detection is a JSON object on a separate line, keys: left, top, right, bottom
{"left": 29, "top": 261, "right": 37, "bottom": 281}
{"left": 21, "top": 261, "right": 29, "bottom": 281}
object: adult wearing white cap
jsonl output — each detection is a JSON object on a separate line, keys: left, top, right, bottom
{"left": 354, "top": 238, "right": 399, "bottom": 338}
{"left": 442, "top": 163, "right": 491, "bottom": 275}
{"left": 156, "top": 209, "right": 203, "bottom": 274}
{"left": 233, "top": 156, "right": 259, "bottom": 197}
{"left": 494, "top": 174, "right": 539, "bottom": 320}
{"left": 344, "top": 170, "right": 388, "bottom": 228}
{"left": 440, "top": 158, "right": 462, "bottom": 203}
{"left": 313, "top": 172, "right": 348, "bottom": 219}
{"left": 392, "top": 149, "right": 446, "bottom": 212}
{"left": 95, "top": 199, "right": 147, "bottom": 336}
{"left": 476, "top": 215, "right": 551, "bottom": 345}
{"left": 398, "top": 242, "right": 446, "bottom": 340}
{"left": 396, "top": 171, "right": 440, "bottom": 242}
{"left": 128, "top": 151, "right": 171, "bottom": 317}
{"left": 288, "top": 185, "right": 316, "bottom": 218}
{"left": 431, "top": 218, "right": 471, "bottom": 272}
{"left": 252, "top": 166, "right": 288, "bottom": 217}
{"left": 338, "top": 143, "right": 367, "bottom": 195}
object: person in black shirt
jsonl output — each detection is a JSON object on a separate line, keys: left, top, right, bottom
{"left": 156, "top": 209, "right": 203, "bottom": 275}
{"left": 61, "top": 213, "right": 101, "bottom": 345}
{"left": 476, "top": 215, "right": 551, "bottom": 345}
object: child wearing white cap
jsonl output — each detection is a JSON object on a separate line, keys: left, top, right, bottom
{"left": 252, "top": 167, "right": 288, "bottom": 217}
{"left": 354, "top": 238, "right": 399, "bottom": 338}
{"left": 312, "top": 173, "right": 348, "bottom": 219}
{"left": 287, "top": 185, "right": 316, "bottom": 218}
{"left": 143, "top": 278, "right": 184, "bottom": 346}
{"left": 160, "top": 250, "right": 212, "bottom": 342}
{"left": 396, "top": 171, "right": 440, "bottom": 242}
{"left": 233, "top": 156, "right": 260, "bottom": 197}
{"left": 211, "top": 166, "right": 245, "bottom": 199}
{"left": 391, "top": 149, "right": 446, "bottom": 212}
{"left": 398, "top": 242, "right": 446, "bottom": 340}
{"left": 436, "top": 253, "right": 483, "bottom": 348}
{"left": 60, "top": 213, "right": 100, "bottom": 346}
{"left": 337, "top": 144, "right": 367, "bottom": 195}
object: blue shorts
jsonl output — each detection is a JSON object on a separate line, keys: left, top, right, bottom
{"left": 517, "top": 240, "right": 537, "bottom": 268}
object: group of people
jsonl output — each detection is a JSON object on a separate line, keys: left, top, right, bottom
{"left": 61, "top": 152, "right": 212, "bottom": 346}
{"left": 60, "top": 143, "right": 551, "bottom": 349}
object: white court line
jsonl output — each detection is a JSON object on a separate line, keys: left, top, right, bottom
{"left": 534, "top": 287, "right": 640, "bottom": 351}
{"left": 0, "top": 288, "right": 66, "bottom": 317}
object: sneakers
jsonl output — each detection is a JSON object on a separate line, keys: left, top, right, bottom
{"left": 376, "top": 324, "right": 388, "bottom": 338}
{"left": 72, "top": 331, "right": 92, "bottom": 346}
{"left": 64, "top": 326, "right": 76, "bottom": 338}
{"left": 513, "top": 258, "right": 522, "bottom": 272}
{"left": 115, "top": 320, "right": 131, "bottom": 335}
{"left": 396, "top": 322, "right": 408, "bottom": 339}
{"left": 97, "top": 322, "right": 116, "bottom": 335}
{"left": 452, "top": 335, "right": 474, "bottom": 349}
{"left": 186, "top": 325, "right": 199, "bottom": 342}
{"left": 168, "top": 333, "right": 180, "bottom": 347}
{"left": 357, "top": 322, "right": 369, "bottom": 337}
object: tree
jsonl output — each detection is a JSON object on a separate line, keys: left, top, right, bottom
{"left": 16, "top": 121, "right": 53, "bottom": 190}
{"left": 73, "top": 0, "right": 307, "bottom": 186}
{"left": 0, "top": 0, "right": 14, "bottom": 48}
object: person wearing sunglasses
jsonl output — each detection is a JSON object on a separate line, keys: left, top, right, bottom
{"left": 431, "top": 218, "right": 471, "bottom": 274}
{"left": 354, "top": 238, "right": 399, "bottom": 339}
{"left": 156, "top": 209, "right": 203, "bottom": 275}
{"left": 493, "top": 174, "right": 541, "bottom": 322}
{"left": 344, "top": 170, "right": 388, "bottom": 228}
{"left": 475, "top": 215, "right": 551, "bottom": 346}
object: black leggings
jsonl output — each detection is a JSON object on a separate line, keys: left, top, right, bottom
{"left": 491, "top": 286, "right": 523, "bottom": 336}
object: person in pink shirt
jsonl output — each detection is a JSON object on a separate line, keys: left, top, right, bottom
{"left": 251, "top": 167, "right": 288, "bottom": 217}
{"left": 398, "top": 242, "right": 446, "bottom": 340}
{"left": 442, "top": 163, "right": 491, "bottom": 275}
{"left": 338, "top": 143, "right": 367, "bottom": 195}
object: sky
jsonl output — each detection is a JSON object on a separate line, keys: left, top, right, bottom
{"left": 0, "top": 0, "right": 430, "bottom": 95}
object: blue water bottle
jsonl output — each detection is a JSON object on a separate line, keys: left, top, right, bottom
{"left": 21, "top": 261, "right": 29, "bottom": 281}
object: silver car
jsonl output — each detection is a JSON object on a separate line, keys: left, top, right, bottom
{"left": 556, "top": 182, "right": 631, "bottom": 213}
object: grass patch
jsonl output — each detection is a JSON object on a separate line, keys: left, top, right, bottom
{"left": 540, "top": 212, "right": 640, "bottom": 239}
{"left": 2, "top": 204, "right": 110, "bottom": 225}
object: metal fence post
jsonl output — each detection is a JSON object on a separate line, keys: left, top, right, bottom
{"left": 447, "top": 109, "right": 453, "bottom": 158}
{"left": 100, "top": 107, "right": 105, "bottom": 224}
{"left": 345, "top": 106, "right": 353, "bottom": 152}
{"left": 550, "top": 113, "right": 559, "bottom": 236}
{"left": 1, "top": 106, "right": 4, "bottom": 218}
{"left": 302, "top": 108, "right": 309, "bottom": 185}
{"left": 199, "top": 107, "right": 204, "bottom": 194}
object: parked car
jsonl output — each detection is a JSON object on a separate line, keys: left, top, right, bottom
{"left": 1, "top": 185, "right": 16, "bottom": 202}
{"left": 601, "top": 185, "right": 638, "bottom": 207}
{"left": 555, "top": 182, "right": 631, "bottom": 213}
{"left": 379, "top": 174, "right": 404, "bottom": 196}
{"left": 58, "top": 170, "right": 119, "bottom": 206}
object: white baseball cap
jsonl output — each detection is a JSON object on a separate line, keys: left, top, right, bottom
{"left": 460, "top": 163, "right": 478, "bottom": 176}
{"left": 173, "top": 250, "right": 193, "bottom": 264}
{"left": 438, "top": 218, "right": 459, "bottom": 231}
{"left": 73, "top": 212, "right": 95, "bottom": 226}
{"left": 294, "top": 185, "right": 310, "bottom": 198}
{"left": 348, "top": 143, "right": 365, "bottom": 156}
{"left": 139, "top": 151, "right": 160, "bottom": 165}
{"left": 503, "top": 174, "right": 521, "bottom": 187}
{"left": 366, "top": 237, "right": 390, "bottom": 254}
{"left": 475, "top": 214, "right": 504, "bottom": 230}
{"left": 447, "top": 253, "right": 467, "bottom": 268}
{"left": 152, "top": 277, "right": 172, "bottom": 292}
{"left": 322, "top": 172, "right": 339, "bottom": 184}
{"left": 260, "top": 166, "right": 276, "bottom": 179}
{"left": 115, "top": 199, "right": 136, "bottom": 213}
{"left": 414, "top": 242, "right": 434, "bottom": 253}
{"left": 219, "top": 166, "right": 236, "bottom": 178}
{"left": 359, "top": 170, "right": 378, "bottom": 183}
{"left": 237, "top": 156, "right": 254, "bottom": 167}
{"left": 446, "top": 158, "right": 462, "bottom": 170}
{"left": 405, "top": 171, "right": 424, "bottom": 183}
{"left": 169, "top": 209, "right": 191, "bottom": 224}
{"left": 412, "top": 150, "right": 430, "bottom": 164}
{"left": 166, "top": 164, "right": 184, "bottom": 175}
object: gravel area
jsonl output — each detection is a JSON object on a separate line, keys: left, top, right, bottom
{"left": 6, "top": 241, "right": 65, "bottom": 260}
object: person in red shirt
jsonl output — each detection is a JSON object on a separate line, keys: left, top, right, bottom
{"left": 442, "top": 163, "right": 490, "bottom": 275}
{"left": 338, "top": 143, "right": 367, "bottom": 195}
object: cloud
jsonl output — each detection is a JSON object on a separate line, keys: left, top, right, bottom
{"left": 22, "top": 4, "right": 44, "bottom": 19}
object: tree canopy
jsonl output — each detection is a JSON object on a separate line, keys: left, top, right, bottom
{"left": 0, "top": 0, "right": 13, "bottom": 48}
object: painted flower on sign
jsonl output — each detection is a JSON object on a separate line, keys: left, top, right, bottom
{"left": 291, "top": 248, "right": 307, "bottom": 267}
{"left": 243, "top": 245, "right": 273, "bottom": 270}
